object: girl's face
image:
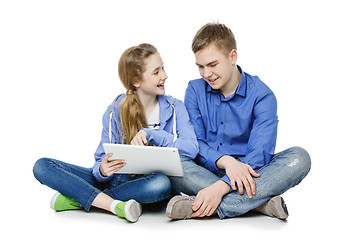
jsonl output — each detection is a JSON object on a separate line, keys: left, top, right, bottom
{"left": 134, "top": 52, "right": 167, "bottom": 96}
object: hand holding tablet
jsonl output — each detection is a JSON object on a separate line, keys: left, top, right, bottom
{"left": 103, "top": 143, "right": 183, "bottom": 176}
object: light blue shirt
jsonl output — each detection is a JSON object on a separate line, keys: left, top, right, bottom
{"left": 93, "top": 94, "right": 199, "bottom": 182}
{"left": 184, "top": 66, "right": 278, "bottom": 187}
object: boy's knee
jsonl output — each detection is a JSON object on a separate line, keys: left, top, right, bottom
{"left": 288, "top": 146, "right": 311, "bottom": 174}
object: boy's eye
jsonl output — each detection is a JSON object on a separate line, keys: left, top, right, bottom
{"left": 154, "top": 71, "right": 159, "bottom": 75}
{"left": 210, "top": 64, "right": 217, "bottom": 67}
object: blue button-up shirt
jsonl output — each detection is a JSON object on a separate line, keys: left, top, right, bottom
{"left": 184, "top": 66, "right": 278, "bottom": 186}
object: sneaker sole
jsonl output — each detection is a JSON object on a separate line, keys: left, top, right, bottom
{"left": 124, "top": 199, "right": 141, "bottom": 223}
{"left": 271, "top": 196, "right": 289, "bottom": 220}
{"left": 280, "top": 197, "right": 289, "bottom": 217}
{"left": 50, "top": 192, "right": 61, "bottom": 211}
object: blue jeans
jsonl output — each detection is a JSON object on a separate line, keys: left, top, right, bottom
{"left": 33, "top": 158, "right": 172, "bottom": 212}
{"left": 170, "top": 146, "right": 311, "bottom": 219}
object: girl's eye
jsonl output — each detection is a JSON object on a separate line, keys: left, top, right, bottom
{"left": 210, "top": 64, "right": 217, "bottom": 67}
{"left": 154, "top": 71, "right": 159, "bottom": 75}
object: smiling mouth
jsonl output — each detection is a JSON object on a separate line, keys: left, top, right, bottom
{"left": 157, "top": 82, "right": 165, "bottom": 88}
{"left": 207, "top": 77, "right": 219, "bottom": 84}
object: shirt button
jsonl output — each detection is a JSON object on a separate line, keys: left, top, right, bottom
{"left": 220, "top": 143, "right": 223, "bottom": 146}
{"left": 221, "top": 121, "right": 224, "bottom": 125}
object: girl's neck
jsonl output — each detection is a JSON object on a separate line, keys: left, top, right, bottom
{"left": 135, "top": 91, "right": 158, "bottom": 116}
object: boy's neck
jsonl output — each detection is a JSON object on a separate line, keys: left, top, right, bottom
{"left": 220, "top": 65, "right": 241, "bottom": 98}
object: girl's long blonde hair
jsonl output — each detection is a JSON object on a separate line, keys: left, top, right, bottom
{"left": 118, "top": 43, "right": 158, "bottom": 144}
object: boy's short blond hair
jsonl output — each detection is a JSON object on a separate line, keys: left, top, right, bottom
{"left": 192, "top": 23, "right": 237, "bottom": 56}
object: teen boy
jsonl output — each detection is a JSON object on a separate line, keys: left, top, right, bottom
{"left": 167, "top": 23, "right": 311, "bottom": 220}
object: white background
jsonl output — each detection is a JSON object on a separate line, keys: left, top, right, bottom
{"left": 1, "top": 0, "right": 359, "bottom": 239}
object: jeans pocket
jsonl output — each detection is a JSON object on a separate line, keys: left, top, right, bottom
{"left": 107, "top": 174, "right": 127, "bottom": 188}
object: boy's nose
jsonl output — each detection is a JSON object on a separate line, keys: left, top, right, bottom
{"left": 203, "top": 67, "right": 212, "bottom": 78}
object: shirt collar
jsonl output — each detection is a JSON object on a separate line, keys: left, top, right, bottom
{"left": 236, "top": 65, "right": 246, "bottom": 98}
{"left": 206, "top": 65, "right": 246, "bottom": 98}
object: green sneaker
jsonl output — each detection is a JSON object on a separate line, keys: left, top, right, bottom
{"left": 50, "top": 192, "right": 82, "bottom": 211}
{"left": 114, "top": 199, "right": 141, "bottom": 223}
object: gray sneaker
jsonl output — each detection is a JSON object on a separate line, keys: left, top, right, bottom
{"left": 255, "top": 195, "right": 289, "bottom": 220}
{"left": 166, "top": 195, "right": 195, "bottom": 220}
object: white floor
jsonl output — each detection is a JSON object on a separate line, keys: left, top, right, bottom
{"left": 6, "top": 170, "right": 357, "bottom": 240}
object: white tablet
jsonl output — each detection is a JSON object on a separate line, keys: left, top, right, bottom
{"left": 103, "top": 143, "right": 183, "bottom": 176}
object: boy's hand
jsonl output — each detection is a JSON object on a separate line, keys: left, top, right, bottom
{"left": 216, "top": 155, "right": 260, "bottom": 198}
{"left": 192, "top": 180, "right": 230, "bottom": 217}
{"left": 130, "top": 129, "right": 148, "bottom": 146}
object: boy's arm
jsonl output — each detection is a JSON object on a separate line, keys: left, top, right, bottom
{"left": 241, "top": 90, "right": 278, "bottom": 169}
{"left": 184, "top": 83, "right": 233, "bottom": 216}
{"left": 184, "top": 83, "right": 224, "bottom": 172}
{"left": 185, "top": 83, "right": 236, "bottom": 192}
{"left": 216, "top": 90, "right": 278, "bottom": 197}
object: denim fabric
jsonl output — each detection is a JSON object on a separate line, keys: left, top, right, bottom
{"left": 170, "top": 146, "right": 311, "bottom": 219}
{"left": 33, "top": 158, "right": 172, "bottom": 212}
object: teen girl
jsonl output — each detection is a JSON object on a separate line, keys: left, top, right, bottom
{"left": 33, "top": 43, "right": 199, "bottom": 222}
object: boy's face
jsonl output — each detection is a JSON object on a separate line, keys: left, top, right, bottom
{"left": 195, "top": 44, "right": 237, "bottom": 92}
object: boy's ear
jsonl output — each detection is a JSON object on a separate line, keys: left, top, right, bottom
{"left": 230, "top": 49, "right": 238, "bottom": 65}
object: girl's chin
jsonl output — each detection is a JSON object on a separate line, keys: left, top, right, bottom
{"left": 156, "top": 88, "right": 165, "bottom": 95}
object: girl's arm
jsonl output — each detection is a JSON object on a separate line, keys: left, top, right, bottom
{"left": 93, "top": 103, "right": 119, "bottom": 182}
{"left": 143, "top": 100, "right": 199, "bottom": 159}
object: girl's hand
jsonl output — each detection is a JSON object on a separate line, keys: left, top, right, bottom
{"left": 130, "top": 129, "right": 148, "bottom": 146}
{"left": 100, "top": 153, "right": 126, "bottom": 177}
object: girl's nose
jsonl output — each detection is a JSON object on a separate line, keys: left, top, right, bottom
{"left": 162, "top": 70, "right": 168, "bottom": 80}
